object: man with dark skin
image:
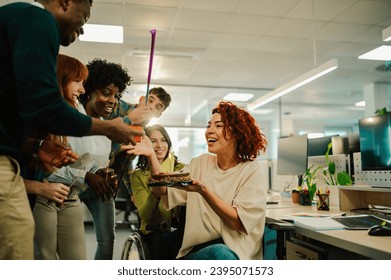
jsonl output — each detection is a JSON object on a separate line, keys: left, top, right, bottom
{"left": 0, "top": 0, "right": 142, "bottom": 259}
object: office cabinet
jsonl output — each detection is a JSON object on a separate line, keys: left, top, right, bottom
{"left": 285, "top": 235, "right": 365, "bottom": 260}
{"left": 286, "top": 241, "right": 319, "bottom": 260}
{"left": 339, "top": 185, "right": 391, "bottom": 211}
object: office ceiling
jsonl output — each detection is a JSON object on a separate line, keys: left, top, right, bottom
{"left": 3, "top": 0, "right": 391, "bottom": 132}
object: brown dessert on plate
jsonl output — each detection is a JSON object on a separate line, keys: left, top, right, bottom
{"left": 148, "top": 171, "right": 192, "bottom": 186}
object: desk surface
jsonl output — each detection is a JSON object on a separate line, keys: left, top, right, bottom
{"left": 266, "top": 200, "right": 391, "bottom": 259}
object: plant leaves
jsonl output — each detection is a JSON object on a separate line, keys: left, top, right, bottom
{"left": 308, "top": 184, "right": 317, "bottom": 201}
{"left": 328, "top": 162, "right": 335, "bottom": 175}
{"left": 337, "top": 171, "right": 352, "bottom": 186}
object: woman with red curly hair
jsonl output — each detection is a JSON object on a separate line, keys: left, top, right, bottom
{"left": 122, "top": 101, "right": 268, "bottom": 260}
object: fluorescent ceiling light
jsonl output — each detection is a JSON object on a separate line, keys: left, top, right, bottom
{"left": 252, "top": 109, "right": 273, "bottom": 115}
{"left": 79, "top": 24, "right": 123, "bottom": 43}
{"left": 247, "top": 59, "right": 338, "bottom": 111}
{"left": 383, "top": 26, "right": 391, "bottom": 41}
{"left": 355, "top": 101, "right": 366, "bottom": 107}
{"left": 307, "top": 133, "right": 325, "bottom": 139}
{"left": 358, "top": 45, "right": 391, "bottom": 61}
{"left": 224, "top": 93, "right": 254, "bottom": 102}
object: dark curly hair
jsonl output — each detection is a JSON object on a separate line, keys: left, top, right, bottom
{"left": 212, "top": 101, "right": 267, "bottom": 161}
{"left": 79, "top": 58, "right": 132, "bottom": 104}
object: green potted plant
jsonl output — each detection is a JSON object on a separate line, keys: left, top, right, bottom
{"left": 375, "top": 107, "right": 388, "bottom": 116}
{"left": 322, "top": 142, "right": 352, "bottom": 186}
{"left": 299, "top": 164, "right": 322, "bottom": 205}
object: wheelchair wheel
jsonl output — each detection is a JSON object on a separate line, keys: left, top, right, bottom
{"left": 121, "top": 231, "right": 150, "bottom": 260}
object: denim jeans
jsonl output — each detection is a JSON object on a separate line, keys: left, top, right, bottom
{"left": 183, "top": 243, "right": 239, "bottom": 260}
{"left": 142, "top": 230, "right": 180, "bottom": 260}
{"left": 79, "top": 187, "right": 115, "bottom": 260}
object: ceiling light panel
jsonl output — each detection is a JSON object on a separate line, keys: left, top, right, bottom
{"left": 223, "top": 93, "right": 254, "bottom": 102}
{"left": 79, "top": 24, "right": 123, "bottom": 44}
{"left": 383, "top": 26, "right": 391, "bottom": 41}
{"left": 358, "top": 45, "right": 391, "bottom": 61}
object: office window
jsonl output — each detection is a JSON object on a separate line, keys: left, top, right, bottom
{"left": 165, "top": 127, "right": 208, "bottom": 164}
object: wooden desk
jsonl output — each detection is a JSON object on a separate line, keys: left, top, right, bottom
{"left": 266, "top": 200, "right": 391, "bottom": 259}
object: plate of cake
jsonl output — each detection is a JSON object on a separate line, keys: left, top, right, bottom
{"left": 148, "top": 171, "right": 193, "bottom": 187}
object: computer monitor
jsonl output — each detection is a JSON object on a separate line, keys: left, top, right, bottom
{"left": 347, "top": 133, "right": 360, "bottom": 153}
{"left": 307, "top": 135, "right": 337, "bottom": 156}
{"left": 359, "top": 113, "right": 391, "bottom": 171}
{"left": 331, "top": 136, "right": 349, "bottom": 155}
{"left": 277, "top": 134, "right": 308, "bottom": 176}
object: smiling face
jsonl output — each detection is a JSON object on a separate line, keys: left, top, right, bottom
{"left": 139, "top": 93, "right": 165, "bottom": 119}
{"left": 205, "top": 112, "right": 236, "bottom": 155}
{"left": 149, "top": 129, "right": 169, "bottom": 164}
{"left": 65, "top": 79, "right": 85, "bottom": 106}
{"left": 85, "top": 83, "right": 119, "bottom": 118}
{"left": 54, "top": 0, "right": 91, "bottom": 46}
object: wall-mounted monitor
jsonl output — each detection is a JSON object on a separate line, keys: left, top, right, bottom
{"left": 359, "top": 113, "right": 391, "bottom": 171}
{"left": 277, "top": 134, "right": 308, "bottom": 176}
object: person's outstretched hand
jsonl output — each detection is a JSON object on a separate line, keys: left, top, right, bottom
{"left": 38, "top": 139, "right": 79, "bottom": 172}
{"left": 120, "top": 135, "right": 154, "bottom": 157}
{"left": 127, "top": 102, "right": 154, "bottom": 125}
{"left": 102, "top": 118, "right": 145, "bottom": 144}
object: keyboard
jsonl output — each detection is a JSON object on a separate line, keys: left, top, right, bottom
{"left": 332, "top": 215, "right": 391, "bottom": 230}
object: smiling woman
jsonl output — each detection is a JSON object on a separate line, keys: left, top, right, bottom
{"left": 56, "top": 54, "right": 88, "bottom": 108}
{"left": 84, "top": 85, "right": 119, "bottom": 119}
{"left": 73, "top": 58, "right": 133, "bottom": 260}
{"left": 79, "top": 58, "right": 132, "bottom": 107}
{"left": 121, "top": 101, "right": 269, "bottom": 260}
{"left": 32, "top": 53, "right": 90, "bottom": 260}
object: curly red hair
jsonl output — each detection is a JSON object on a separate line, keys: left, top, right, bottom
{"left": 212, "top": 101, "right": 267, "bottom": 161}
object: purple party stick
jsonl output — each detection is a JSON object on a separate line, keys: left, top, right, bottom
{"left": 145, "top": 29, "right": 156, "bottom": 105}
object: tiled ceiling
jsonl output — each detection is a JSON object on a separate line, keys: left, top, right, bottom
{"left": 3, "top": 0, "right": 391, "bottom": 131}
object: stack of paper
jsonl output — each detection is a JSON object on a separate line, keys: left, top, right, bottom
{"left": 293, "top": 217, "right": 346, "bottom": 231}
{"left": 282, "top": 212, "right": 331, "bottom": 221}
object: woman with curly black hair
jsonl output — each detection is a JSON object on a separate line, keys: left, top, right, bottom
{"left": 79, "top": 58, "right": 131, "bottom": 105}
{"left": 69, "top": 58, "right": 133, "bottom": 260}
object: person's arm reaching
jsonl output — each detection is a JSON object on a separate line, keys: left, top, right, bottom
{"left": 21, "top": 138, "right": 79, "bottom": 173}
{"left": 88, "top": 117, "right": 144, "bottom": 145}
{"left": 38, "top": 139, "right": 79, "bottom": 172}
{"left": 120, "top": 136, "right": 165, "bottom": 200}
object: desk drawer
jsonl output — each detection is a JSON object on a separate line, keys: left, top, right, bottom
{"left": 286, "top": 241, "right": 320, "bottom": 260}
